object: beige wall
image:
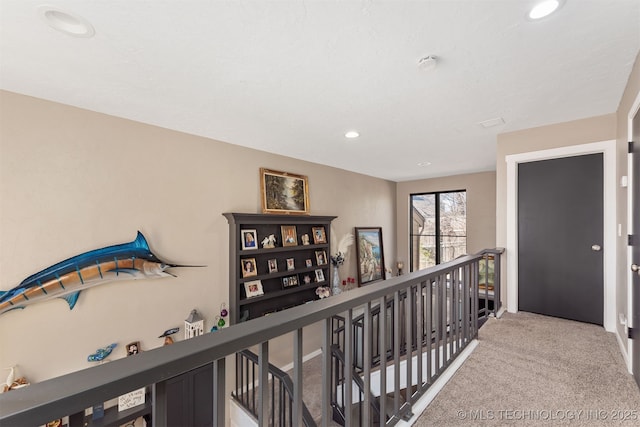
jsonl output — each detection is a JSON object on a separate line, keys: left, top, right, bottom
{"left": 396, "top": 171, "right": 496, "bottom": 270}
{"left": 0, "top": 90, "right": 396, "bottom": 383}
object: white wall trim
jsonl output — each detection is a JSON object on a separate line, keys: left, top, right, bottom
{"left": 506, "top": 140, "right": 617, "bottom": 332}
{"left": 279, "top": 348, "right": 322, "bottom": 373}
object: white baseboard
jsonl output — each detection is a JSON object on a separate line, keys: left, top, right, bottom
{"left": 397, "top": 339, "right": 479, "bottom": 427}
{"left": 280, "top": 348, "right": 322, "bottom": 373}
{"left": 615, "top": 328, "right": 632, "bottom": 374}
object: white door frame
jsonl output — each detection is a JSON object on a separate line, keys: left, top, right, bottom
{"left": 627, "top": 90, "right": 640, "bottom": 373}
{"left": 506, "top": 140, "right": 617, "bottom": 332}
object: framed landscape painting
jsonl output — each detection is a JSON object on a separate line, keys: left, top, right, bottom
{"left": 355, "top": 227, "right": 386, "bottom": 286}
{"left": 260, "top": 168, "right": 310, "bottom": 215}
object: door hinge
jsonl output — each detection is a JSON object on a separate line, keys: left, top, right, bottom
{"left": 629, "top": 327, "right": 636, "bottom": 339}
{"left": 630, "top": 235, "right": 636, "bottom": 246}
{"left": 630, "top": 141, "right": 635, "bottom": 153}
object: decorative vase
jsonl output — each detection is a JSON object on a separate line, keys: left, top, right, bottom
{"left": 331, "top": 265, "right": 342, "bottom": 295}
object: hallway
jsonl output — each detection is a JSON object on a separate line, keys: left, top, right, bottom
{"left": 415, "top": 312, "right": 640, "bottom": 426}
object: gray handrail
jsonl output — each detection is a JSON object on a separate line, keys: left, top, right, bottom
{"left": 0, "top": 250, "right": 498, "bottom": 426}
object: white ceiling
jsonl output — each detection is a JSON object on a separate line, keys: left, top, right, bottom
{"left": 1, "top": 1, "right": 638, "bottom": 182}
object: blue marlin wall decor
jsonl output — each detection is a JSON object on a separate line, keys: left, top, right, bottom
{"left": 0, "top": 231, "right": 190, "bottom": 316}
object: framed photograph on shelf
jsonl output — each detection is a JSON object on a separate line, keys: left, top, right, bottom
{"left": 126, "top": 341, "right": 140, "bottom": 356}
{"left": 281, "top": 225, "right": 298, "bottom": 247}
{"left": 315, "top": 269, "right": 325, "bottom": 282}
{"left": 302, "top": 274, "right": 312, "bottom": 284}
{"left": 244, "top": 280, "right": 264, "bottom": 298}
{"left": 268, "top": 259, "right": 278, "bottom": 273}
{"left": 286, "top": 258, "right": 295, "bottom": 270}
{"left": 241, "top": 229, "right": 258, "bottom": 250}
{"left": 315, "top": 250, "right": 328, "bottom": 266}
{"left": 355, "top": 227, "right": 386, "bottom": 286}
{"left": 312, "top": 227, "right": 326, "bottom": 244}
{"left": 260, "top": 168, "right": 310, "bottom": 215}
{"left": 305, "top": 259, "right": 313, "bottom": 268}
{"left": 242, "top": 258, "right": 258, "bottom": 278}
{"left": 282, "top": 275, "right": 299, "bottom": 288}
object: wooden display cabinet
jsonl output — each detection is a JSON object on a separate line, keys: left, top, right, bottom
{"left": 224, "top": 213, "right": 336, "bottom": 323}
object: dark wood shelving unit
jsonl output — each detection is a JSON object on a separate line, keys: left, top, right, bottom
{"left": 224, "top": 213, "right": 336, "bottom": 323}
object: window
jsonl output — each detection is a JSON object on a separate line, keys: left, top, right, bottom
{"left": 410, "top": 191, "right": 467, "bottom": 271}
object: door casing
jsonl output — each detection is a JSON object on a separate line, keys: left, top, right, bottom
{"left": 506, "top": 140, "right": 617, "bottom": 333}
{"left": 627, "top": 90, "right": 640, "bottom": 376}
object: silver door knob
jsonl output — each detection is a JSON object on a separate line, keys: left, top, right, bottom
{"left": 632, "top": 264, "right": 639, "bottom": 272}
{"left": 591, "top": 244, "right": 601, "bottom": 251}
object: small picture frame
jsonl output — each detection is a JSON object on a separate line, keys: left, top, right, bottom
{"left": 312, "top": 227, "right": 327, "bottom": 244}
{"left": 242, "top": 258, "right": 258, "bottom": 278}
{"left": 126, "top": 341, "right": 140, "bottom": 356}
{"left": 282, "top": 275, "right": 299, "bottom": 288}
{"left": 305, "top": 259, "right": 313, "bottom": 268}
{"left": 244, "top": 280, "right": 264, "bottom": 298}
{"left": 301, "top": 234, "right": 310, "bottom": 245}
{"left": 286, "top": 258, "right": 295, "bottom": 270}
{"left": 303, "top": 274, "right": 312, "bottom": 284}
{"left": 241, "top": 229, "right": 258, "bottom": 250}
{"left": 281, "top": 225, "right": 298, "bottom": 247}
{"left": 315, "top": 250, "right": 328, "bottom": 266}
{"left": 268, "top": 259, "right": 278, "bottom": 273}
{"left": 315, "top": 269, "right": 325, "bottom": 282}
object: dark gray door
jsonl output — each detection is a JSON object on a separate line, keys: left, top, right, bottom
{"left": 631, "top": 112, "right": 640, "bottom": 389}
{"left": 518, "top": 154, "right": 604, "bottom": 325}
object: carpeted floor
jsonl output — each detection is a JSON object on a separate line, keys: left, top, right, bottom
{"left": 297, "top": 312, "right": 640, "bottom": 426}
{"left": 415, "top": 312, "right": 640, "bottom": 426}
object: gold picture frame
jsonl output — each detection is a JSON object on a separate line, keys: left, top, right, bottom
{"left": 281, "top": 225, "right": 298, "bottom": 247}
{"left": 260, "top": 168, "right": 310, "bottom": 215}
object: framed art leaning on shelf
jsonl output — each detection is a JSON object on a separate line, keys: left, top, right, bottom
{"left": 355, "top": 227, "right": 386, "bottom": 286}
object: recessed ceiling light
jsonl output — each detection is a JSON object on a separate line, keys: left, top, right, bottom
{"left": 528, "top": 0, "right": 562, "bottom": 20}
{"left": 345, "top": 131, "right": 360, "bottom": 139}
{"left": 38, "top": 6, "right": 95, "bottom": 38}
{"left": 417, "top": 161, "right": 432, "bottom": 167}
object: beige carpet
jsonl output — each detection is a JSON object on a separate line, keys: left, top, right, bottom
{"left": 415, "top": 312, "right": 640, "bottom": 426}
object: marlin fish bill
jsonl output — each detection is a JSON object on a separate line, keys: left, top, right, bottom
{"left": 0, "top": 232, "right": 181, "bottom": 316}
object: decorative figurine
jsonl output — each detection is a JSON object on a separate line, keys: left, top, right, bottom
{"left": 301, "top": 234, "right": 310, "bottom": 245}
{"left": 0, "top": 231, "right": 199, "bottom": 316}
{"left": 159, "top": 327, "right": 179, "bottom": 345}
{"left": 220, "top": 302, "right": 228, "bottom": 318}
{"left": 87, "top": 343, "right": 117, "bottom": 362}
{"left": 261, "top": 234, "right": 277, "bottom": 248}
{"left": 2, "top": 366, "right": 30, "bottom": 392}
{"left": 185, "top": 309, "right": 204, "bottom": 339}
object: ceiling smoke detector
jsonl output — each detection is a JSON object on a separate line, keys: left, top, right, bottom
{"left": 418, "top": 56, "right": 438, "bottom": 71}
{"left": 38, "top": 5, "right": 95, "bottom": 38}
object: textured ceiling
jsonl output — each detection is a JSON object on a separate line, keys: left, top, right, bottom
{"left": 1, "top": 1, "right": 639, "bottom": 181}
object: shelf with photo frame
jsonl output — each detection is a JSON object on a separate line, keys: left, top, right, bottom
{"left": 224, "top": 213, "right": 336, "bottom": 323}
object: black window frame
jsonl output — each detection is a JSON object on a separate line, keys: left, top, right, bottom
{"left": 409, "top": 189, "right": 467, "bottom": 272}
